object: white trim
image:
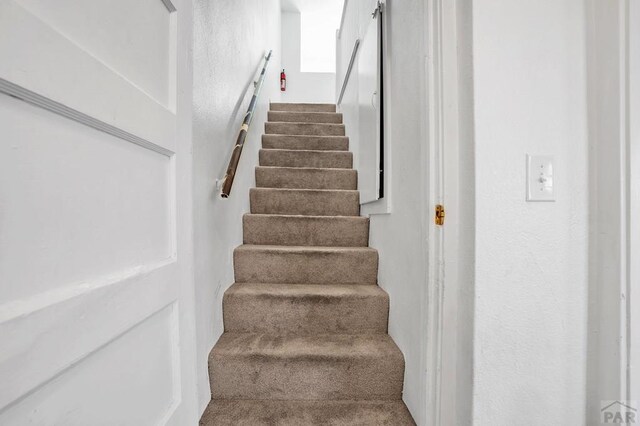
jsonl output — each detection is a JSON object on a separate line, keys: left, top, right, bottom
{"left": 424, "top": 0, "right": 475, "bottom": 424}
{"left": 629, "top": 0, "right": 640, "bottom": 406}
{"left": 361, "top": 2, "right": 391, "bottom": 216}
{"left": 585, "top": 0, "right": 632, "bottom": 418}
{"left": 621, "top": 0, "right": 631, "bottom": 403}
{"left": 0, "top": 79, "right": 174, "bottom": 157}
{"left": 424, "top": 0, "right": 446, "bottom": 424}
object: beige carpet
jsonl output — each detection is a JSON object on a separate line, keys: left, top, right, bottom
{"left": 201, "top": 102, "right": 415, "bottom": 425}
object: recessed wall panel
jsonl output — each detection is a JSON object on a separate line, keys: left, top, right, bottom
{"left": 15, "top": 0, "right": 173, "bottom": 106}
{"left": 0, "top": 93, "right": 172, "bottom": 302}
{"left": 0, "top": 305, "right": 177, "bottom": 425}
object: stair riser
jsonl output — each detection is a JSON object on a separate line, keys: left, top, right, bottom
{"left": 210, "top": 353, "right": 404, "bottom": 400}
{"left": 243, "top": 214, "right": 368, "bottom": 246}
{"left": 256, "top": 167, "right": 357, "bottom": 190}
{"left": 250, "top": 189, "right": 359, "bottom": 216}
{"left": 268, "top": 111, "right": 343, "bottom": 124}
{"left": 270, "top": 103, "right": 336, "bottom": 113}
{"left": 266, "top": 122, "right": 346, "bottom": 136}
{"left": 234, "top": 249, "right": 378, "bottom": 284}
{"left": 259, "top": 150, "right": 353, "bottom": 169}
{"left": 201, "top": 400, "right": 417, "bottom": 426}
{"left": 262, "top": 135, "right": 349, "bottom": 151}
{"left": 223, "top": 287, "right": 388, "bottom": 334}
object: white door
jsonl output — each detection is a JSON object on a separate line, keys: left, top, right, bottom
{"left": 357, "top": 3, "right": 382, "bottom": 204}
{"left": 0, "top": 0, "right": 198, "bottom": 424}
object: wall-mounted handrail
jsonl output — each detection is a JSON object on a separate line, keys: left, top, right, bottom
{"left": 337, "top": 39, "right": 360, "bottom": 105}
{"left": 220, "top": 50, "right": 272, "bottom": 198}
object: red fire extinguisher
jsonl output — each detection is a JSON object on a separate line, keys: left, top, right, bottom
{"left": 280, "top": 69, "right": 286, "bottom": 91}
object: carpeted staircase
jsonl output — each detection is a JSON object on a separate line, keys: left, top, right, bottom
{"left": 200, "top": 103, "right": 416, "bottom": 425}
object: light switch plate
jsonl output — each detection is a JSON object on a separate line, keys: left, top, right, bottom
{"left": 526, "top": 155, "right": 554, "bottom": 201}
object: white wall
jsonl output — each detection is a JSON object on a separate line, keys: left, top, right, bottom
{"left": 471, "top": 0, "right": 588, "bottom": 424}
{"left": 281, "top": 11, "right": 335, "bottom": 103}
{"left": 192, "top": 0, "right": 281, "bottom": 413}
{"left": 337, "top": 1, "right": 431, "bottom": 424}
{"left": 367, "top": 1, "right": 431, "bottom": 424}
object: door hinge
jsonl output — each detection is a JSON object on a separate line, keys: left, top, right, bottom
{"left": 435, "top": 204, "right": 445, "bottom": 226}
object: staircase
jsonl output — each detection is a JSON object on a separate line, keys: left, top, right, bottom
{"left": 200, "top": 103, "right": 415, "bottom": 425}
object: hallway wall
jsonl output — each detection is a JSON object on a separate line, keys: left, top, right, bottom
{"left": 192, "top": 0, "right": 281, "bottom": 413}
{"left": 471, "top": 0, "right": 588, "bottom": 424}
{"left": 280, "top": 11, "right": 335, "bottom": 103}
{"left": 336, "top": 0, "right": 431, "bottom": 424}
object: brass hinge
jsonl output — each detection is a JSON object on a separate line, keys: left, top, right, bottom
{"left": 435, "top": 204, "right": 445, "bottom": 226}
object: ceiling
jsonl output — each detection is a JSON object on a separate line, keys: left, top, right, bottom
{"left": 281, "top": 0, "right": 344, "bottom": 16}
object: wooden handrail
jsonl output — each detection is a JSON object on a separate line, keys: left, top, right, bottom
{"left": 221, "top": 50, "right": 273, "bottom": 198}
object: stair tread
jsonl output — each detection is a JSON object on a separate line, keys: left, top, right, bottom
{"left": 243, "top": 214, "right": 369, "bottom": 246}
{"left": 253, "top": 187, "right": 358, "bottom": 194}
{"left": 269, "top": 111, "right": 341, "bottom": 116}
{"left": 262, "top": 135, "right": 349, "bottom": 151}
{"left": 200, "top": 399, "right": 416, "bottom": 426}
{"left": 250, "top": 188, "right": 360, "bottom": 216}
{"left": 270, "top": 102, "right": 337, "bottom": 112}
{"left": 263, "top": 134, "right": 347, "bottom": 139}
{"left": 244, "top": 212, "right": 367, "bottom": 220}
{"left": 259, "top": 149, "right": 353, "bottom": 169}
{"left": 256, "top": 165, "right": 356, "bottom": 172}
{"left": 271, "top": 102, "right": 337, "bottom": 107}
{"left": 226, "top": 282, "right": 386, "bottom": 298}
{"left": 268, "top": 111, "right": 343, "bottom": 124}
{"left": 224, "top": 283, "right": 388, "bottom": 335}
{"left": 212, "top": 332, "right": 402, "bottom": 359}
{"left": 210, "top": 332, "right": 403, "bottom": 400}
{"left": 266, "top": 122, "right": 346, "bottom": 136}
{"left": 234, "top": 245, "right": 378, "bottom": 284}
{"left": 260, "top": 148, "right": 351, "bottom": 154}
{"left": 235, "top": 244, "right": 377, "bottom": 254}
{"left": 255, "top": 166, "right": 358, "bottom": 191}
{"left": 267, "top": 121, "right": 345, "bottom": 126}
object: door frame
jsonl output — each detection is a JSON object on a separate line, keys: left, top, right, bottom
{"left": 629, "top": 0, "right": 639, "bottom": 410}
{"left": 424, "top": 0, "right": 475, "bottom": 425}
{"left": 361, "top": 0, "right": 392, "bottom": 216}
{"left": 584, "top": 0, "right": 635, "bottom": 419}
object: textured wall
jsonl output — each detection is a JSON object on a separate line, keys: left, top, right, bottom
{"left": 360, "top": 0, "right": 431, "bottom": 423}
{"left": 471, "top": 0, "right": 588, "bottom": 424}
{"left": 192, "top": 0, "right": 281, "bottom": 413}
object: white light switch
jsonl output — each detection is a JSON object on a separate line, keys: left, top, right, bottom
{"left": 526, "top": 155, "right": 554, "bottom": 201}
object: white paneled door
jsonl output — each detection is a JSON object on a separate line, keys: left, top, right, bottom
{"left": 0, "top": 0, "right": 198, "bottom": 424}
